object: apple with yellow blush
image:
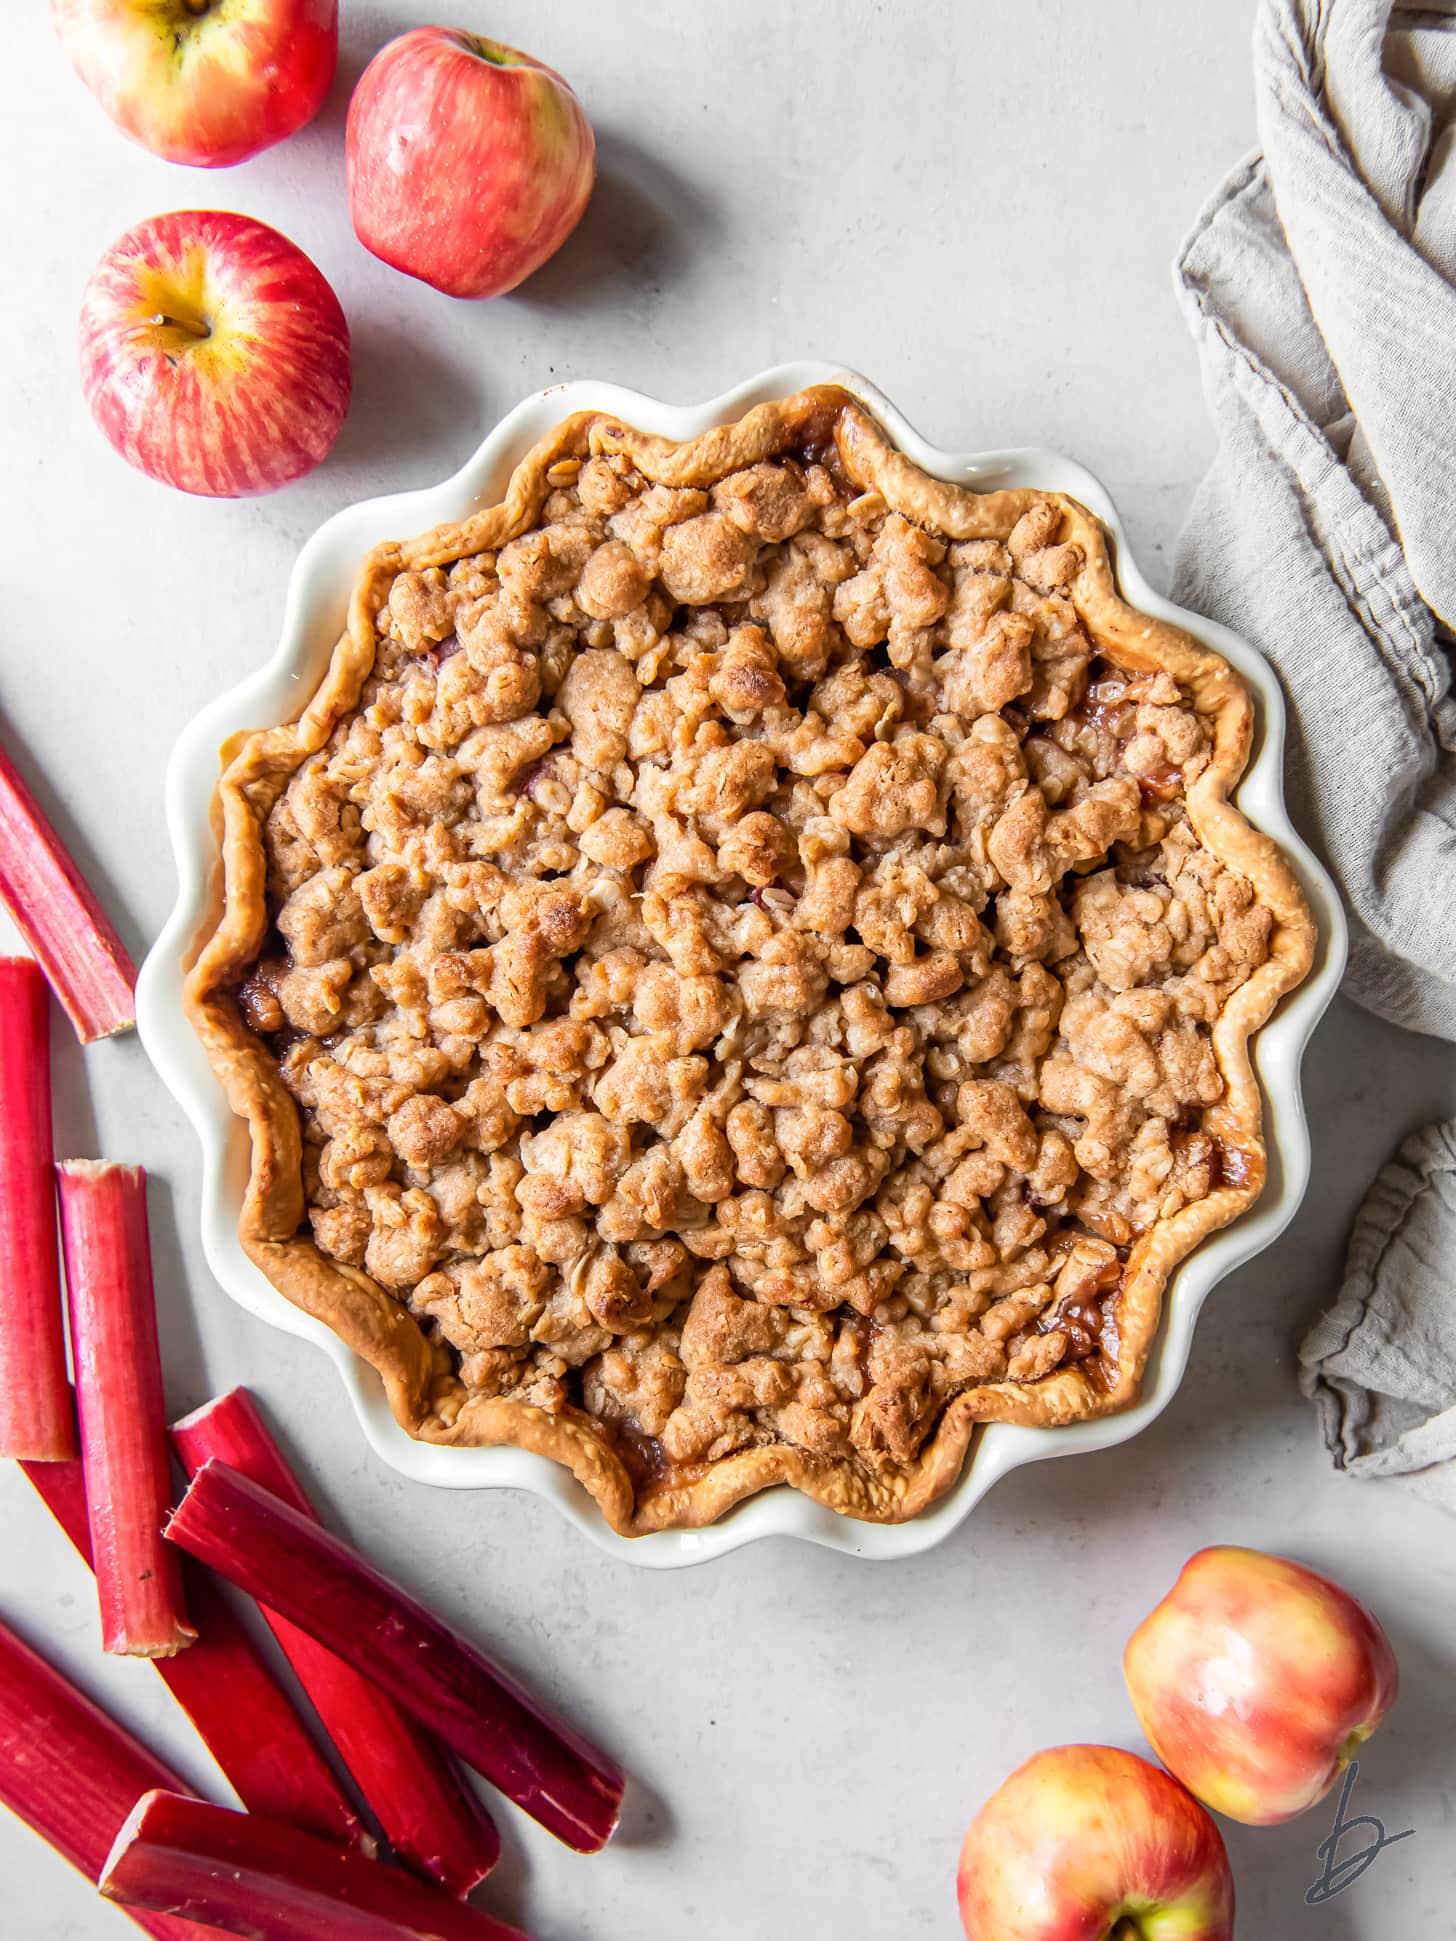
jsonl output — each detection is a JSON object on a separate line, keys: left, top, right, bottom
{"left": 52, "top": 0, "right": 336, "bottom": 168}
{"left": 957, "top": 1745, "right": 1234, "bottom": 1941}
{"left": 346, "top": 28, "right": 594, "bottom": 299}
{"left": 1124, "top": 1544, "right": 1398, "bottom": 1826}
{"left": 79, "top": 210, "right": 351, "bottom": 498}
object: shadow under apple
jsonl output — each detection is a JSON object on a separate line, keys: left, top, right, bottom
{"left": 510, "top": 126, "right": 722, "bottom": 318}
{"left": 328, "top": 320, "right": 495, "bottom": 488}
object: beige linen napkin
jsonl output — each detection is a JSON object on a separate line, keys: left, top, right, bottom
{"left": 1300, "top": 1119, "right": 1456, "bottom": 1511}
{"left": 1171, "top": 0, "right": 1456, "bottom": 1502}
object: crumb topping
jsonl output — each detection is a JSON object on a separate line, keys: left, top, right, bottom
{"left": 237, "top": 437, "right": 1272, "bottom": 1495}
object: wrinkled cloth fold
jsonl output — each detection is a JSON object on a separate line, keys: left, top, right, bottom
{"left": 1173, "top": 0, "right": 1456, "bottom": 1038}
{"left": 1173, "top": 0, "right": 1456, "bottom": 1502}
{"left": 1299, "top": 1119, "right": 1456, "bottom": 1511}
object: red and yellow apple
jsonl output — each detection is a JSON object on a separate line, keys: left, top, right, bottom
{"left": 346, "top": 27, "right": 595, "bottom": 299}
{"left": 1124, "top": 1545, "right": 1398, "bottom": 1826}
{"left": 51, "top": 0, "right": 336, "bottom": 168}
{"left": 958, "top": 1745, "right": 1234, "bottom": 1941}
{"left": 962, "top": 1746, "right": 1234, "bottom": 1941}
{"left": 79, "top": 210, "right": 351, "bottom": 498}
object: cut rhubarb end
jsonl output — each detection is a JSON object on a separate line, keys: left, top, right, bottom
{"left": 172, "top": 1388, "right": 501, "bottom": 1894}
{"left": 0, "top": 1618, "right": 208, "bottom": 1941}
{"left": 57, "top": 1160, "right": 195, "bottom": 1660}
{"left": 101, "top": 1790, "right": 531, "bottom": 1941}
{"left": 0, "top": 735, "right": 137, "bottom": 1043}
{"left": 21, "top": 1451, "right": 370, "bottom": 1854}
{"left": 171, "top": 1388, "right": 328, "bottom": 1523}
{"left": 0, "top": 958, "right": 75, "bottom": 1461}
{"left": 168, "top": 1459, "right": 626, "bottom": 1854}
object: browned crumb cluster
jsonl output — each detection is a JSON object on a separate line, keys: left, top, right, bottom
{"left": 237, "top": 439, "right": 1271, "bottom": 1492}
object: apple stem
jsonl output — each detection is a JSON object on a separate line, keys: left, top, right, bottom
{"left": 151, "top": 312, "right": 210, "bottom": 342}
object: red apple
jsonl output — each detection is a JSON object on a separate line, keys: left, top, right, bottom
{"left": 346, "top": 28, "right": 595, "bottom": 299}
{"left": 52, "top": 0, "right": 336, "bottom": 168}
{"left": 80, "top": 211, "right": 351, "bottom": 498}
{"left": 958, "top": 1746, "right": 1234, "bottom": 1941}
{"left": 1124, "top": 1545, "right": 1397, "bottom": 1827}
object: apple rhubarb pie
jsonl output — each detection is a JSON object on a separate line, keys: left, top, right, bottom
{"left": 186, "top": 386, "right": 1314, "bottom": 1534}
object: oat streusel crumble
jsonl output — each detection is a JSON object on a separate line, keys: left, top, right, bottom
{"left": 186, "top": 388, "right": 1314, "bottom": 1533}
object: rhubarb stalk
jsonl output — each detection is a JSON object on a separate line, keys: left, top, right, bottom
{"left": 0, "top": 957, "right": 74, "bottom": 1460}
{"left": 101, "top": 1791, "right": 531, "bottom": 1941}
{"left": 171, "top": 1389, "right": 500, "bottom": 1892}
{"left": 22, "top": 1452, "right": 369, "bottom": 1853}
{"left": 57, "top": 1160, "right": 195, "bottom": 1658}
{"left": 0, "top": 1616, "right": 208, "bottom": 1941}
{"left": 167, "top": 1458, "right": 626, "bottom": 1853}
{"left": 0, "top": 733, "right": 136, "bottom": 1041}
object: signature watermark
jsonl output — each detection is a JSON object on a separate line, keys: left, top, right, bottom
{"left": 1304, "top": 1760, "right": 1414, "bottom": 1904}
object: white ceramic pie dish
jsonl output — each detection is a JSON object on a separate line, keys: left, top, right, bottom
{"left": 138, "top": 361, "right": 1346, "bottom": 1568}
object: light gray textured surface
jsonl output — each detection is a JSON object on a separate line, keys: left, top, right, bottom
{"left": 2, "top": 4, "right": 1453, "bottom": 1937}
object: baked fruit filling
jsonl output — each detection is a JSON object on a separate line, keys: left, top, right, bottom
{"left": 192, "top": 389, "right": 1312, "bottom": 1531}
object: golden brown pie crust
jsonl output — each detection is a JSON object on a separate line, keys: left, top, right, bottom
{"left": 184, "top": 386, "right": 1315, "bottom": 1535}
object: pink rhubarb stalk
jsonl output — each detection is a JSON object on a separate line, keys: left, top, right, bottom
{"left": 0, "top": 958, "right": 74, "bottom": 1460}
{"left": 171, "top": 1389, "right": 499, "bottom": 1893}
{"left": 101, "top": 1791, "right": 530, "bottom": 1941}
{"left": 0, "top": 734, "right": 136, "bottom": 1041}
{"left": 0, "top": 1617, "right": 208, "bottom": 1941}
{"left": 167, "top": 1458, "right": 626, "bottom": 1853}
{"left": 57, "top": 1160, "right": 195, "bottom": 1658}
{"left": 22, "top": 1452, "right": 369, "bottom": 1853}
